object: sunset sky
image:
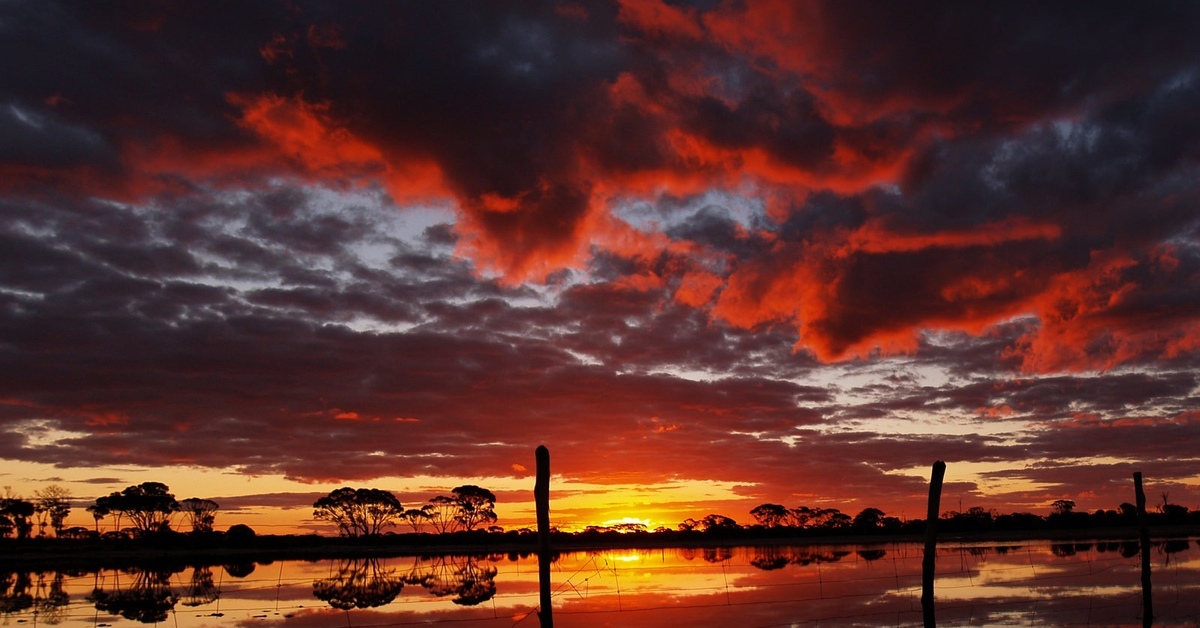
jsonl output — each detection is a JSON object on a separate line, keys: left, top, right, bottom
{"left": 2, "top": 1, "right": 1200, "bottom": 534}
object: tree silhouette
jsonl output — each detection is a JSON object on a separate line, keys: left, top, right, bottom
{"left": 1160, "top": 501, "right": 1189, "bottom": 522}
{"left": 86, "top": 501, "right": 110, "bottom": 533}
{"left": 402, "top": 506, "right": 432, "bottom": 532}
{"left": 827, "top": 511, "right": 852, "bottom": 528}
{"left": 451, "top": 485, "right": 497, "bottom": 532}
{"left": 424, "top": 495, "right": 462, "bottom": 534}
{"left": 810, "top": 507, "right": 851, "bottom": 529}
{"left": 58, "top": 526, "right": 94, "bottom": 539}
{"left": 750, "top": 503, "right": 789, "bottom": 528}
{"left": 1050, "top": 499, "right": 1076, "bottom": 516}
{"left": 0, "top": 490, "right": 35, "bottom": 540}
{"left": 584, "top": 522, "right": 647, "bottom": 534}
{"left": 226, "top": 523, "right": 256, "bottom": 543}
{"left": 852, "top": 507, "right": 886, "bottom": 530}
{"left": 34, "top": 485, "right": 72, "bottom": 537}
{"left": 698, "top": 514, "right": 740, "bottom": 532}
{"left": 95, "top": 483, "right": 179, "bottom": 534}
{"left": 787, "top": 505, "right": 817, "bottom": 528}
{"left": 178, "top": 498, "right": 219, "bottom": 534}
{"left": 91, "top": 493, "right": 119, "bottom": 533}
{"left": 313, "top": 488, "right": 403, "bottom": 537}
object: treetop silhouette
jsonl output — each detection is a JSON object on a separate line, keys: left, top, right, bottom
{"left": 313, "top": 487, "right": 404, "bottom": 537}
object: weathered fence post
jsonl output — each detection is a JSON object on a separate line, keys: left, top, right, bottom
{"left": 922, "top": 460, "right": 946, "bottom": 628}
{"left": 1134, "top": 471, "right": 1153, "bottom": 628}
{"left": 535, "top": 445, "right": 553, "bottom": 628}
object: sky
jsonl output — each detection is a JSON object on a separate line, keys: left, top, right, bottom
{"left": 2, "top": 1, "right": 1199, "bottom": 534}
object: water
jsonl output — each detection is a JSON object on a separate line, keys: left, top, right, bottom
{"left": 3, "top": 539, "right": 1197, "bottom": 626}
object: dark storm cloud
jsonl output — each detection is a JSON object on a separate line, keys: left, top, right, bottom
{"left": 0, "top": 184, "right": 834, "bottom": 492}
{"left": 682, "top": 84, "right": 836, "bottom": 170}
{"left": 1021, "top": 412, "right": 1200, "bottom": 462}
{"left": 253, "top": 1, "right": 631, "bottom": 274}
{"left": 898, "top": 78, "right": 1200, "bottom": 239}
{"left": 735, "top": 1, "right": 1200, "bottom": 127}
{"left": 0, "top": 1, "right": 282, "bottom": 196}
{"left": 0, "top": 103, "right": 116, "bottom": 169}
{"left": 644, "top": 1, "right": 1200, "bottom": 367}
{"left": 980, "top": 455, "right": 1200, "bottom": 510}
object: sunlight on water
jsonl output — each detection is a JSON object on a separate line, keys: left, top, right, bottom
{"left": 2, "top": 539, "right": 1197, "bottom": 627}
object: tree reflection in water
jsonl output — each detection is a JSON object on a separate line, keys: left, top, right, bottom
{"left": 749, "top": 549, "right": 790, "bottom": 571}
{"left": 180, "top": 565, "right": 220, "bottom": 607}
{"left": 89, "top": 566, "right": 181, "bottom": 624}
{"left": 702, "top": 547, "right": 734, "bottom": 563}
{"left": 311, "top": 555, "right": 500, "bottom": 612}
{"left": 33, "top": 571, "right": 71, "bottom": 624}
{"left": 401, "top": 555, "right": 498, "bottom": 606}
{"left": 3, "top": 541, "right": 1200, "bottom": 626}
{"left": 313, "top": 558, "right": 404, "bottom": 610}
{"left": 747, "top": 546, "right": 853, "bottom": 570}
{"left": 1, "top": 570, "right": 33, "bottom": 615}
{"left": 857, "top": 548, "right": 887, "bottom": 562}
{"left": 447, "top": 559, "right": 498, "bottom": 606}
{"left": 223, "top": 562, "right": 256, "bottom": 578}
{"left": 1, "top": 569, "right": 72, "bottom": 623}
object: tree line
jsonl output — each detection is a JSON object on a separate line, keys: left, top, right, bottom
{"left": 0, "top": 482, "right": 219, "bottom": 540}
{"left": 582, "top": 497, "right": 1197, "bottom": 537}
{"left": 314, "top": 484, "right": 498, "bottom": 537}
{"left": 1, "top": 485, "right": 76, "bottom": 539}
{"left": 718, "top": 497, "right": 1197, "bottom": 534}
{"left": 6, "top": 480, "right": 1196, "bottom": 542}
{"left": 2, "top": 481, "right": 503, "bottom": 541}
{"left": 2, "top": 481, "right": 505, "bottom": 541}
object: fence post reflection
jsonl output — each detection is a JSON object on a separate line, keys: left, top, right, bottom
{"left": 1133, "top": 471, "right": 1153, "bottom": 628}
{"left": 922, "top": 460, "right": 946, "bottom": 628}
{"left": 535, "top": 444, "right": 553, "bottom": 628}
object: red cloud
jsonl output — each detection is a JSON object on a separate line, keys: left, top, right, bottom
{"left": 230, "top": 93, "right": 385, "bottom": 179}
{"left": 673, "top": 271, "right": 723, "bottom": 308}
{"left": 616, "top": 0, "right": 704, "bottom": 43}
{"left": 1008, "top": 246, "right": 1200, "bottom": 372}
{"left": 3, "top": 1, "right": 1196, "bottom": 381}
{"left": 707, "top": 217, "right": 1065, "bottom": 361}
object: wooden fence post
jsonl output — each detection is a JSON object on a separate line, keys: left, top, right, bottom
{"left": 1134, "top": 471, "right": 1153, "bottom": 628}
{"left": 922, "top": 460, "right": 946, "bottom": 628}
{"left": 535, "top": 445, "right": 553, "bottom": 628}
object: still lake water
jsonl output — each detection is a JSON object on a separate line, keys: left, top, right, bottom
{"left": 4, "top": 539, "right": 1198, "bottom": 627}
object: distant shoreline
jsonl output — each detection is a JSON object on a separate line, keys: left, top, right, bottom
{"left": 4, "top": 524, "right": 1198, "bottom": 569}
